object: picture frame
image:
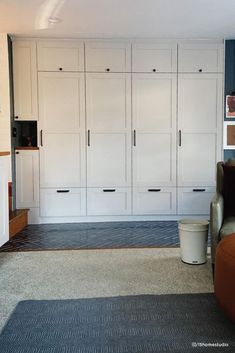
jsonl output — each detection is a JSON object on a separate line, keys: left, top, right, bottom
{"left": 226, "top": 95, "right": 235, "bottom": 118}
{"left": 224, "top": 122, "right": 235, "bottom": 149}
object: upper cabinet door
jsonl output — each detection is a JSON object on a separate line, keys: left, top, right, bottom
{"left": 132, "top": 42, "right": 177, "bottom": 73}
{"left": 13, "top": 40, "right": 38, "bottom": 120}
{"left": 37, "top": 40, "right": 84, "bottom": 72}
{"left": 178, "top": 42, "right": 223, "bottom": 73}
{"left": 85, "top": 41, "right": 131, "bottom": 72}
{"left": 38, "top": 72, "right": 85, "bottom": 133}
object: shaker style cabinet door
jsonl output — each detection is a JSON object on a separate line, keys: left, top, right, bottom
{"left": 177, "top": 74, "right": 223, "bottom": 187}
{"left": 86, "top": 73, "right": 131, "bottom": 187}
{"left": 85, "top": 41, "right": 131, "bottom": 72}
{"left": 37, "top": 40, "right": 84, "bottom": 72}
{"left": 132, "top": 42, "right": 177, "bottom": 73}
{"left": 38, "top": 72, "right": 86, "bottom": 188}
{"left": 15, "top": 150, "right": 39, "bottom": 208}
{"left": 178, "top": 42, "right": 223, "bottom": 73}
{"left": 132, "top": 74, "right": 177, "bottom": 187}
{"left": 13, "top": 40, "right": 38, "bottom": 120}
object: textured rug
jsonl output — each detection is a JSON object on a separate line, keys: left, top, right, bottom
{"left": 0, "top": 294, "right": 234, "bottom": 353}
{"left": 0, "top": 221, "right": 180, "bottom": 251}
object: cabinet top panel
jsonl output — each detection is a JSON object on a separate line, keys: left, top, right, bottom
{"left": 178, "top": 42, "right": 224, "bottom": 73}
{"left": 85, "top": 41, "right": 131, "bottom": 72}
{"left": 132, "top": 43, "right": 177, "bottom": 73}
{"left": 37, "top": 40, "right": 84, "bottom": 72}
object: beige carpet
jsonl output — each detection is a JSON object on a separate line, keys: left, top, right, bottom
{"left": 0, "top": 248, "right": 213, "bottom": 332}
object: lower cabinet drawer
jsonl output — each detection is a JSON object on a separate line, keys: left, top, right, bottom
{"left": 87, "top": 187, "right": 131, "bottom": 215}
{"left": 177, "top": 187, "right": 215, "bottom": 215}
{"left": 40, "top": 188, "right": 86, "bottom": 217}
{"left": 133, "top": 187, "right": 176, "bottom": 215}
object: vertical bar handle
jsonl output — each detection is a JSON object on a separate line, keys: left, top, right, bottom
{"left": 179, "top": 130, "right": 182, "bottom": 147}
{"left": 88, "top": 130, "right": 90, "bottom": 147}
{"left": 40, "top": 130, "right": 43, "bottom": 147}
{"left": 133, "top": 130, "right": 136, "bottom": 146}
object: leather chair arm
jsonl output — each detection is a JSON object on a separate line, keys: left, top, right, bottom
{"left": 210, "top": 193, "right": 224, "bottom": 264}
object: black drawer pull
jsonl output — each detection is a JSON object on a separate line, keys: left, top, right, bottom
{"left": 148, "top": 189, "right": 161, "bottom": 192}
{"left": 57, "top": 190, "right": 70, "bottom": 193}
{"left": 106, "top": 68, "right": 110, "bottom": 72}
{"left": 193, "top": 189, "right": 206, "bottom": 192}
{"left": 198, "top": 69, "right": 202, "bottom": 72}
{"left": 103, "top": 189, "right": 116, "bottom": 192}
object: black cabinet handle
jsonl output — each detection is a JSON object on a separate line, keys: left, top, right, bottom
{"left": 57, "top": 190, "right": 70, "bottom": 193}
{"left": 103, "top": 189, "right": 116, "bottom": 192}
{"left": 15, "top": 151, "right": 19, "bottom": 154}
{"left": 15, "top": 116, "right": 19, "bottom": 119}
{"left": 40, "top": 130, "right": 43, "bottom": 147}
{"left": 198, "top": 69, "right": 202, "bottom": 72}
{"left": 87, "top": 130, "right": 90, "bottom": 146}
{"left": 59, "top": 67, "right": 63, "bottom": 71}
{"left": 179, "top": 130, "right": 182, "bottom": 147}
{"left": 152, "top": 69, "right": 156, "bottom": 72}
{"left": 133, "top": 130, "right": 136, "bottom": 146}
{"left": 193, "top": 189, "right": 206, "bottom": 192}
{"left": 106, "top": 68, "right": 110, "bottom": 72}
{"left": 148, "top": 189, "right": 161, "bottom": 192}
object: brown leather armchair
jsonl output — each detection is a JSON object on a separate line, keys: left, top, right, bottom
{"left": 210, "top": 159, "right": 235, "bottom": 271}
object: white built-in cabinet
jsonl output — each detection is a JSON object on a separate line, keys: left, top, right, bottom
{"left": 13, "top": 40, "right": 38, "bottom": 120}
{"left": 0, "top": 155, "right": 9, "bottom": 246}
{"left": 177, "top": 42, "right": 223, "bottom": 215}
{"left": 12, "top": 38, "right": 224, "bottom": 221}
{"left": 85, "top": 42, "right": 132, "bottom": 215}
{"left": 38, "top": 70, "right": 86, "bottom": 217}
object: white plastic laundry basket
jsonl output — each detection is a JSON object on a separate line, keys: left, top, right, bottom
{"left": 178, "top": 219, "right": 209, "bottom": 265}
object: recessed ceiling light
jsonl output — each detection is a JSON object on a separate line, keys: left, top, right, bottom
{"left": 48, "top": 17, "right": 62, "bottom": 24}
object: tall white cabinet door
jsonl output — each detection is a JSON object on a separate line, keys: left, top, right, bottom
{"left": 13, "top": 40, "right": 38, "bottom": 120}
{"left": 178, "top": 74, "right": 223, "bottom": 186}
{"left": 15, "top": 149, "right": 39, "bottom": 208}
{"left": 86, "top": 73, "right": 131, "bottom": 187}
{"left": 37, "top": 40, "right": 84, "bottom": 72}
{"left": 178, "top": 42, "right": 223, "bottom": 73}
{"left": 85, "top": 41, "right": 131, "bottom": 72}
{"left": 38, "top": 72, "right": 86, "bottom": 187}
{"left": 132, "top": 74, "right": 177, "bottom": 187}
{"left": 132, "top": 42, "right": 177, "bottom": 73}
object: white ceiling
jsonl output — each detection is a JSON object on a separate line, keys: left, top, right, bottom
{"left": 0, "top": 0, "right": 235, "bottom": 39}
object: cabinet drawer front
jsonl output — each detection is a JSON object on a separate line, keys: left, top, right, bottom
{"left": 37, "top": 41, "right": 84, "bottom": 71}
{"left": 40, "top": 188, "right": 86, "bottom": 217}
{"left": 132, "top": 43, "right": 177, "bottom": 73}
{"left": 178, "top": 43, "right": 223, "bottom": 73}
{"left": 178, "top": 187, "right": 215, "bottom": 215}
{"left": 133, "top": 187, "right": 176, "bottom": 215}
{"left": 87, "top": 188, "right": 131, "bottom": 215}
{"left": 85, "top": 41, "right": 131, "bottom": 72}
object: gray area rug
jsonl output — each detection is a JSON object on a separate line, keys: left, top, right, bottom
{"left": 0, "top": 294, "right": 234, "bottom": 353}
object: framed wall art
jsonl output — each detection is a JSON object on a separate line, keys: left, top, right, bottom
{"left": 226, "top": 95, "right": 235, "bottom": 118}
{"left": 224, "top": 122, "right": 235, "bottom": 149}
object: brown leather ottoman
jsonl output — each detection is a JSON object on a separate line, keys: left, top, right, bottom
{"left": 214, "top": 233, "right": 235, "bottom": 322}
